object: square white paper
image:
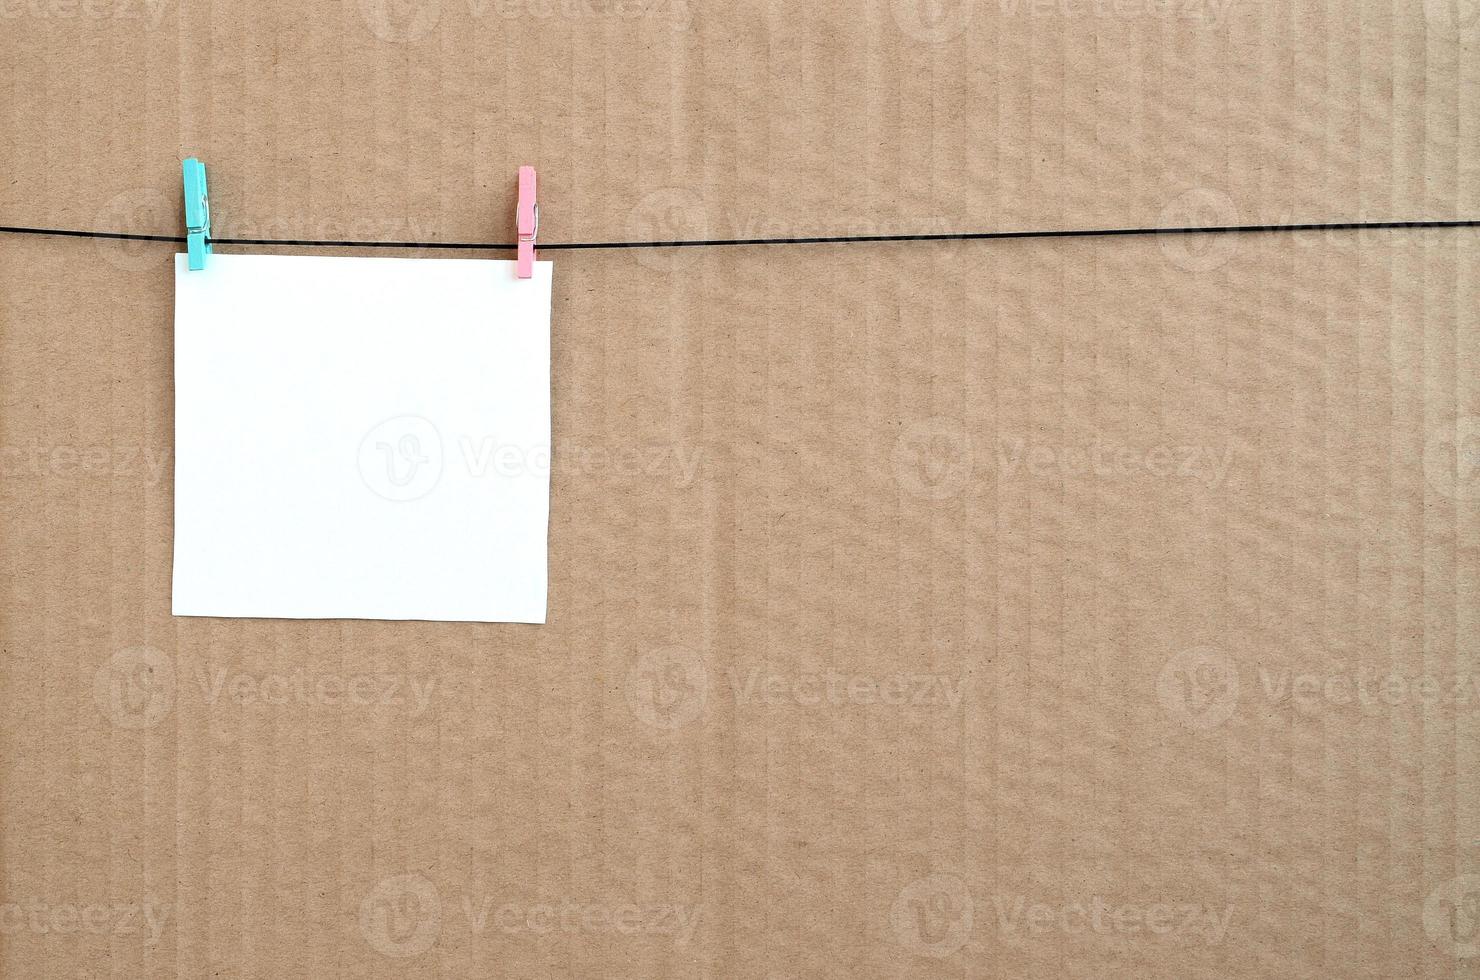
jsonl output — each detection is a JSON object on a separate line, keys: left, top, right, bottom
{"left": 172, "top": 252, "right": 551, "bottom": 623}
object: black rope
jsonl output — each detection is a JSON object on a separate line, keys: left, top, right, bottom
{"left": 0, "top": 219, "right": 1476, "bottom": 251}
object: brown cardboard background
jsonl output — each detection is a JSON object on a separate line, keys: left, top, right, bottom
{"left": 1, "top": 0, "right": 1477, "bottom": 976}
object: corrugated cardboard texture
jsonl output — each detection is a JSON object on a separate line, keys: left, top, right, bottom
{"left": 1, "top": 2, "right": 1476, "bottom": 977}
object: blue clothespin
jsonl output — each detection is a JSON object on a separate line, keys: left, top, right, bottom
{"left": 181, "top": 157, "right": 211, "bottom": 270}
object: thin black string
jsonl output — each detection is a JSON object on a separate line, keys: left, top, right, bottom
{"left": 0, "top": 219, "right": 1476, "bottom": 251}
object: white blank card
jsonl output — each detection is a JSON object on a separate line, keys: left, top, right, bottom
{"left": 172, "top": 253, "right": 551, "bottom": 623}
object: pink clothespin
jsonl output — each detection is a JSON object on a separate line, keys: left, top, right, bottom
{"left": 516, "top": 166, "right": 538, "bottom": 278}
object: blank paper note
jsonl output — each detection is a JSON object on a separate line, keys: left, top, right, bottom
{"left": 171, "top": 252, "right": 552, "bottom": 623}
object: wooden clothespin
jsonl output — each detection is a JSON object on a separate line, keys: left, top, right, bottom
{"left": 516, "top": 166, "right": 537, "bottom": 278}
{"left": 181, "top": 157, "right": 212, "bottom": 271}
